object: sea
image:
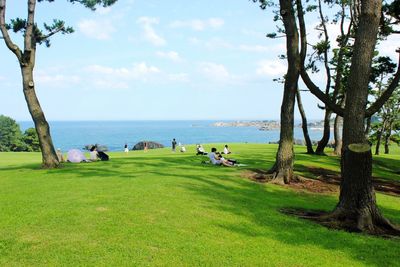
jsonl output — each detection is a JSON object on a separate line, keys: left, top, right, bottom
{"left": 19, "top": 120, "right": 326, "bottom": 152}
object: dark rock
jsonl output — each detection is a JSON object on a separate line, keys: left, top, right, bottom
{"left": 84, "top": 144, "right": 109, "bottom": 151}
{"left": 132, "top": 141, "right": 164, "bottom": 150}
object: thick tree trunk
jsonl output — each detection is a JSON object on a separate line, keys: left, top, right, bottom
{"left": 22, "top": 66, "right": 59, "bottom": 168}
{"left": 332, "top": 144, "right": 397, "bottom": 233}
{"left": 296, "top": 88, "right": 314, "bottom": 154}
{"left": 329, "top": 0, "right": 399, "bottom": 234}
{"left": 334, "top": 113, "right": 343, "bottom": 155}
{"left": 316, "top": 109, "right": 332, "bottom": 155}
{"left": 267, "top": 0, "right": 300, "bottom": 184}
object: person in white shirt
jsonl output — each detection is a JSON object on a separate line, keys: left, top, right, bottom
{"left": 208, "top": 147, "right": 233, "bottom": 167}
{"left": 90, "top": 146, "right": 99, "bottom": 161}
{"left": 223, "top": 144, "right": 231, "bottom": 154}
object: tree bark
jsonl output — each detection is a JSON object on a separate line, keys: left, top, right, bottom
{"left": 334, "top": 113, "right": 343, "bottom": 155}
{"left": 383, "top": 125, "right": 391, "bottom": 154}
{"left": 330, "top": 0, "right": 399, "bottom": 234}
{"left": 0, "top": 0, "right": 59, "bottom": 168}
{"left": 268, "top": 0, "right": 300, "bottom": 184}
{"left": 315, "top": 109, "right": 332, "bottom": 155}
{"left": 296, "top": 87, "right": 314, "bottom": 154}
{"left": 375, "top": 128, "right": 382, "bottom": 155}
{"left": 22, "top": 66, "right": 59, "bottom": 168}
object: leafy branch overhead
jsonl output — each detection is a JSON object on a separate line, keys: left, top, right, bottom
{"left": 6, "top": 18, "right": 73, "bottom": 47}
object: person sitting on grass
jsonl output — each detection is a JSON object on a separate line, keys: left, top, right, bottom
{"left": 208, "top": 147, "right": 234, "bottom": 167}
{"left": 223, "top": 144, "right": 231, "bottom": 154}
{"left": 196, "top": 144, "right": 207, "bottom": 155}
{"left": 90, "top": 146, "right": 99, "bottom": 161}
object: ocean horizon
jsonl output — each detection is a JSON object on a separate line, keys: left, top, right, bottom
{"left": 19, "top": 120, "right": 328, "bottom": 152}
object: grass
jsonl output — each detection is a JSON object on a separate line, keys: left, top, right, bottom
{"left": 0, "top": 144, "right": 399, "bottom": 266}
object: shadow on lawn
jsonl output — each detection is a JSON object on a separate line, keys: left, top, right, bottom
{"left": 177, "top": 173, "right": 400, "bottom": 266}
{"left": 5, "top": 152, "right": 399, "bottom": 266}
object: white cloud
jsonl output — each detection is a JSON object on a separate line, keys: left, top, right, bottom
{"left": 377, "top": 34, "right": 400, "bottom": 60}
{"left": 170, "top": 18, "right": 224, "bottom": 31}
{"left": 137, "top": 16, "right": 166, "bottom": 46}
{"left": 156, "top": 51, "right": 183, "bottom": 62}
{"left": 168, "top": 73, "right": 189, "bottom": 82}
{"left": 35, "top": 72, "right": 81, "bottom": 88}
{"left": 256, "top": 60, "right": 287, "bottom": 77}
{"left": 199, "top": 62, "right": 231, "bottom": 81}
{"left": 95, "top": 6, "right": 112, "bottom": 15}
{"left": 86, "top": 62, "right": 160, "bottom": 80}
{"left": 78, "top": 19, "right": 115, "bottom": 40}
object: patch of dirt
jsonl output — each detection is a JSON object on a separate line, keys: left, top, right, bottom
{"left": 243, "top": 167, "right": 400, "bottom": 196}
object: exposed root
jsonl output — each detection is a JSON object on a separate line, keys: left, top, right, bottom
{"left": 280, "top": 207, "right": 400, "bottom": 238}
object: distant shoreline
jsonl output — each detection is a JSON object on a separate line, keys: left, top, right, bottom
{"left": 212, "top": 120, "right": 329, "bottom": 131}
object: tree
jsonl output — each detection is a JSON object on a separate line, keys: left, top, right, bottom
{"left": 300, "top": 0, "right": 400, "bottom": 233}
{"left": 23, "top": 127, "right": 40, "bottom": 152}
{"left": 0, "top": 115, "right": 26, "bottom": 151}
{"left": 370, "top": 86, "right": 400, "bottom": 155}
{"left": 0, "top": 0, "right": 118, "bottom": 168}
{"left": 253, "top": 0, "right": 301, "bottom": 184}
{"left": 296, "top": 87, "right": 314, "bottom": 154}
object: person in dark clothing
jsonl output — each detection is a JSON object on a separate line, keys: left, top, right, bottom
{"left": 172, "top": 138, "right": 177, "bottom": 152}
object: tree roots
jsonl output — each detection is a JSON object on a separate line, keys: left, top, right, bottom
{"left": 281, "top": 207, "right": 400, "bottom": 238}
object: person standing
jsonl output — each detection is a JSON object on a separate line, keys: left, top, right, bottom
{"left": 124, "top": 143, "right": 129, "bottom": 153}
{"left": 172, "top": 138, "right": 177, "bottom": 152}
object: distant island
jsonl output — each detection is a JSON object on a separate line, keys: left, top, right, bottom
{"left": 212, "top": 120, "right": 328, "bottom": 131}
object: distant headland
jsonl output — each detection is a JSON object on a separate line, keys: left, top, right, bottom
{"left": 211, "top": 120, "right": 327, "bottom": 131}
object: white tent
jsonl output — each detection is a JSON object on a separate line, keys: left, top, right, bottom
{"left": 67, "top": 149, "right": 87, "bottom": 163}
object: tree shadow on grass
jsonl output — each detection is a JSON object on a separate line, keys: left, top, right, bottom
{"left": 2, "top": 152, "right": 399, "bottom": 265}
{"left": 173, "top": 171, "right": 400, "bottom": 266}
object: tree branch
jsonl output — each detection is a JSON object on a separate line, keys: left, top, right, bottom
{"left": 25, "top": 0, "right": 36, "bottom": 52}
{"left": 38, "top": 24, "right": 65, "bottom": 41}
{"left": 0, "top": 0, "right": 23, "bottom": 62}
{"left": 297, "top": 0, "right": 344, "bottom": 116}
{"left": 366, "top": 50, "right": 400, "bottom": 117}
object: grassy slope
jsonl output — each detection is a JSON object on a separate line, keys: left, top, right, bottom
{"left": 0, "top": 144, "right": 399, "bottom": 266}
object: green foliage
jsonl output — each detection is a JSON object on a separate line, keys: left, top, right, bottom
{"left": 22, "top": 128, "right": 40, "bottom": 152}
{"left": 251, "top": 0, "right": 274, "bottom": 10}
{"left": 0, "top": 115, "right": 40, "bottom": 152}
{"left": 0, "top": 144, "right": 399, "bottom": 265}
{"left": 0, "top": 115, "right": 26, "bottom": 152}
{"left": 6, "top": 0, "right": 117, "bottom": 47}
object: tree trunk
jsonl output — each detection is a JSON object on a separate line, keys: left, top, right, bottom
{"left": 22, "top": 66, "right": 59, "bottom": 168}
{"left": 383, "top": 127, "right": 391, "bottom": 154}
{"left": 296, "top": 87, "right": 314, "bottom": 154}
{"left": 268, "top": 0, "right": 300, "bottom": 184}
{"left": 315, "top": 109, "right": 332, "bottom": 155}
{"left": 330, "top": 0, "right": 399, "bottom": 234}
{"left": 375, "top": 128, "right": 383, "bottom": 155}
{"left": 332, "top": 144, "right": 396, "bottom": 232}
{"left": 334, "top": 113, "right": 343, "bottom": 155}
{"left": 364, "top": 116, "right": 371, "bottom": 137}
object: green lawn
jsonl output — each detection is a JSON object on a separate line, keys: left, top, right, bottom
{"left": 0, "top": 144, "right": 399, "bottom": 266}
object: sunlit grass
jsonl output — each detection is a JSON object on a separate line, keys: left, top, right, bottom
{"left": 0, "top": 144, "right": 399, "bottom": 266}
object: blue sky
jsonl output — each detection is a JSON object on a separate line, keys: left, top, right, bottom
{"left": 0, "top": 0, "right": 398, "bottom": 121}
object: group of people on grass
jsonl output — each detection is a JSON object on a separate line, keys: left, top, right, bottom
{"left": 195, "top": 144, "right": 236, "bottom": 167}
{"left": 56, "top": 145, "right": 109, "bottom": 163}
